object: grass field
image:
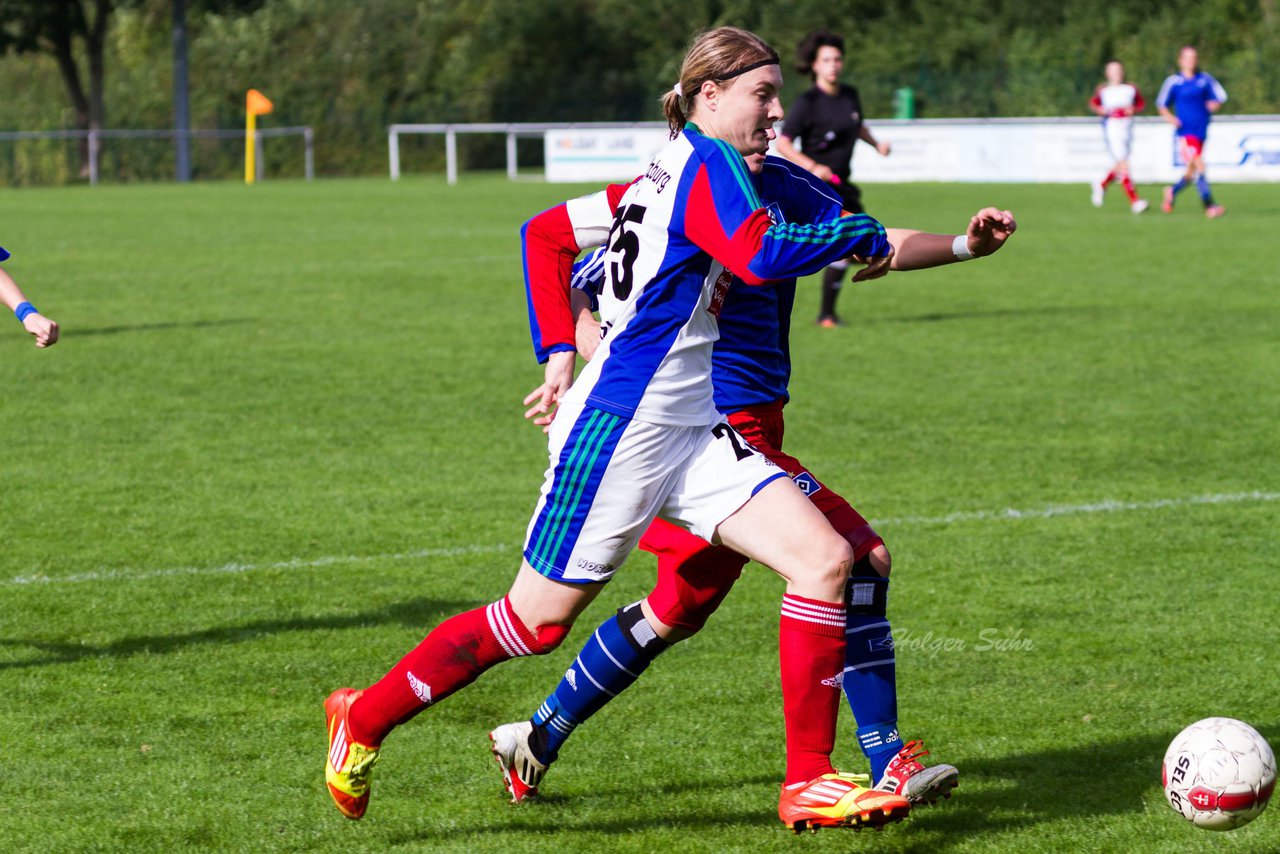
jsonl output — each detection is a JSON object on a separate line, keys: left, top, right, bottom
{"left": 3, "top": 175, "right": 1277, "bottom": 853}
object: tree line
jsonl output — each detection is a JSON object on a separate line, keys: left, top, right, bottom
{"left": 1, "top": 0, "right": 1277, "bottom": 184}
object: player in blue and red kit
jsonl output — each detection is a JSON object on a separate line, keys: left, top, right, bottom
{"left": 324, "top": 27, "right": 904, "bottom": 827}
{"left": 1157, "top": 46, "right": 1228, "bottom": 218}
{"left": 497, "top": 153, "right": 1016, "bottom": 830}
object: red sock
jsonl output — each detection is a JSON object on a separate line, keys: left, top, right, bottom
{"left": 1120, "top": 175, "right": 1138, "bottom": 202}
{"left": 1100, "top": 170, "right": 1115, "bottom": 188}
{"left": 779, "top": 593, "right": 846, "bottom": 784}
{"left": 348, "top": 597, "right": 540, "bottom": 744}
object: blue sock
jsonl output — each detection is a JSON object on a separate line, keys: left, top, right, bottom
{"left": 1171, "top": 178, "right": 1189, "bottom": 197}
{"left": 1195, "top": 175, "right": 1215, "bottom": 206}
{"left": 530, "top": 602, "right": 667, "bottom": 763}
{"left": 842, "top": 570, "right": 902, "bottom": 782}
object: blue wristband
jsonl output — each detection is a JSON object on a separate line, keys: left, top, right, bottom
{"left": 14, "top": 301, "right": 37, "bottom": 322}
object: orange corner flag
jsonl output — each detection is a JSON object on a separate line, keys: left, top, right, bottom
{"left": 246, "top": 88, "right": 274, "bottom": 116}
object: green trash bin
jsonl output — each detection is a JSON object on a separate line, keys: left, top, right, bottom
{"left": 893, "top": 87, "right": 915, "bottom": 119}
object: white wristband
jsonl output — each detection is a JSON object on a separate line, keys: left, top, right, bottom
{"left": 952, "top": 234, "right": 975, "bottom": 261}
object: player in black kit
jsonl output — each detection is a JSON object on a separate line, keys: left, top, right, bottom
{"left": 775, "top": 30, "right": 892, "bottom": 327}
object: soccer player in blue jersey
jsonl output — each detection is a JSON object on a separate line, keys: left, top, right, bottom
{"left": 324, "top": 27, "right": 905, "bottom": 827}
{"left": 1157, "top": 46, "right": 1227, "bottom": 218}
{"left": 0, "top": 247, "right": 59, "bottom": 347}
{"left": 501, "top": 162, "right": 1015, "bottom": 829}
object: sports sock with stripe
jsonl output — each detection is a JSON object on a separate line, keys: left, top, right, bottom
{"left": 1120, "top": 174, "right": 1139, "bottom": 202}
{"left": 348, "top": 597, "right": 543, "bottom": 745}
{"left": 1195, "top": 175, "right": 1215, "bottom": 206}
{"left": 779, "top": 593, "right": 846, "bottom": 784}
{"left": 531, "top": 602, "right": 667, "bottom": 763}
{"left": 841, "top": 567, "right": 902, "bottom": 783}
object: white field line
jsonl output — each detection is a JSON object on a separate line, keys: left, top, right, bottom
{"left": 6, "top": 491, "right": 1278, "bottom": 588}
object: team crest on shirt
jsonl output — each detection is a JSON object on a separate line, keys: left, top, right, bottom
{"left": 707, "top": 268, "right": 733, "bottom": 317}
{"left": 791, "top": 471, "right": 823, "bottom": 497}
{"left": 765, "top": 202, "right": 786, "bottom": 225}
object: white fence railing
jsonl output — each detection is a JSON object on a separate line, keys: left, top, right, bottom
{"left": 0, "top": 126, "right": 314, "bottom": 185}
{"left": 389, "top": 116, "right": 1280, "bottom": 185}
{"left": 387, "top": 122, "right": 667, "bottom": 184}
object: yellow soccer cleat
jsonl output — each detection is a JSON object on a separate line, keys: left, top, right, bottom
{"left": 325, "top": 688, "right": 381, "bottom": 820}
{"left": 778, "top": 771, "right": 911, "bottom": 833}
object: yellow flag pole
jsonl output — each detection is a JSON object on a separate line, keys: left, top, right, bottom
{"left": 245, "top": 111, "right": 257, "bottom": 185}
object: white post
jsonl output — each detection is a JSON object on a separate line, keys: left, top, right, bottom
{"left": 304, "top": 126, "right": 314, "bottom": 181}
{"left": 506, "top": 131, "right": 517, "bottom": 180}
{"left": 88, "top": 130, "right": 99, "bottom": 186}
{"left": 446, "top": 128, "right": 458, "bottom": 185}
{"left": 388, "top": 128, "right": 400, "bottom": 181}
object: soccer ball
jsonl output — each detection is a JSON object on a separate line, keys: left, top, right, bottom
{"left": 1162, "top": 717, "right": 1276, "bottom": 830}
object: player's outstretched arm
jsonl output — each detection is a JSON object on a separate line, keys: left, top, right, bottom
{"left": 0, "top": 265, "right": 59, "bottom": 348}
{"left": 858, "top": 208, "right": 1016, "bottom": 278}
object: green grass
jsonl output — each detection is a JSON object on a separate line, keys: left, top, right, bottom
{"left": 2, "top": 176, "right": 1277, "bottom": 853}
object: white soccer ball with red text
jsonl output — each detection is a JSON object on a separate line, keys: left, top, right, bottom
{"left": 1162, "top": 717, "right": 1275, "bottom": 830}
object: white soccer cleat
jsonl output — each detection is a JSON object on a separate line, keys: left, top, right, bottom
{"left": 1091, "top": 182, "right": 1105, "bottom": 208}
{"left": 1131, "top": 199, "right": 1149, "bottom": 214}
{"left": 489, "top": 721, "right": 548, "bottom": 803}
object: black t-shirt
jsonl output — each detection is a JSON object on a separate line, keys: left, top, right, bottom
{"left": 780, "top": 83, "right": 864, "bottom": 182}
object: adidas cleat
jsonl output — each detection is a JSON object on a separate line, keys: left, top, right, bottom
{"left": 778, "top": 772, "right": 911, "bottom": 833}
{"left": 874, "top": 739, "right": 959, "bottom": 806}
{"left": 325, "top": 688, "right": 381, "bottom": 820}
{"left": 489, "top": 721, "right": 549, "bottom": 804}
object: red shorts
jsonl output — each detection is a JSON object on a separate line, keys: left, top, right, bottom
{"left": 641, "top": 401, "right": 883, "bottom": 631}
{"left": 1178, "top": 135, "right": 1204, "bottom": 160}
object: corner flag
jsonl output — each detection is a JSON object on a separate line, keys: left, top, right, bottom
{"left": 245, "top": 88, "right": 275, "bottom": 184}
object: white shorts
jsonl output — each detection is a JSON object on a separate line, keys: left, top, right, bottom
{"left": 523, "top": 403, "right": 786, "bottom": 583}
{"left": 1103, "top": 117, "right": 1134, "bottom": 162}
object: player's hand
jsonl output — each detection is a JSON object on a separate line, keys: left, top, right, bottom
{"left": 965, "top": 208, "right": 1017, "bottom": 258}
{"left": 23, "top": 313, "right": 59, "bottom": 348}
{"left": 576, "top": 314, "right": 602, "bottom": 362}
{"left": 522, "top": 350, "right": 576, "bottom": 433}
{"left": 811, "top": 163, "right": 835, "bottom": 183}
{"left": 849, "top": 247, "right": 895, "bottom": 282}
{"left": 876, "top": 140, "right": 892, "bottom": 157}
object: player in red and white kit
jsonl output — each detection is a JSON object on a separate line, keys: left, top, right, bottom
{"left": 1090, "top": 60, "right": 1148, "bottom": 214}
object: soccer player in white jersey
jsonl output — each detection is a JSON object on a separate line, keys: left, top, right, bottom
{"left": 323, "top": 27, "right": 906, "bottom": 828}
{"left": 1089, "top": 61, "right": 1148, "bottom": 213}
{"left": 0, "top": 247, "right": 59, "bottom": 347}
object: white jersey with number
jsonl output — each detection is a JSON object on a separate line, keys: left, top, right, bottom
{"left": 550, "top": 125, "right": 891, "bottom": 427}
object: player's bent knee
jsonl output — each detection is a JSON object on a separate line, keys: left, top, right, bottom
{"left": 867, "top": 544, "right": 891, "bottom": 578}
{"left": 528, "top": 621, "right": 573, "bottom": 654}
{"left": 619, "top": 601, "right": 672, "bottom": 654}
{"left": 846, "top": 556, "right": 890, "bottom": 617}
{"left": 809, "top": 535, "right": 855, "bottom": 590}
